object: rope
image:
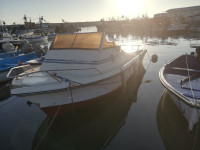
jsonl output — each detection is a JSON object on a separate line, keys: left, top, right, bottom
{"left": 33, "top": 87, "right": 70, "bottom": 150}
{"left": 185, "top": 54, "right": 200, "bottom": 150}
{"left": 185, "top": 54, "right": 195, "bottom": 104}
{"left": 146, "top": 50, "right": 151, "bottom": 61}
{"left": 69, "top": 81, "right": 76, "bottom": 114}
{"left": 101, "top": 118, "right": 126, "bottom": 150}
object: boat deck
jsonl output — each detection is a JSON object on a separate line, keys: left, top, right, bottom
{"left": 162, "top": 55, "right": 200, "bottom": 104}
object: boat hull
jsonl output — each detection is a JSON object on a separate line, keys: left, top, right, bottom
{"left": 159, "top": 54, "right": 200, "bottom": 130}
{"left": 17, "top": 51, "right": 146, "bottom": 116}
{"left": 167, "top": 89, "right": 200, "bottom": 130}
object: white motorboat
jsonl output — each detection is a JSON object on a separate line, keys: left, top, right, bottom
{"left": 159, "top": 48, "right": 200, "bottom": 130}
{"left": 10, "top": 32, "right": 146, "bottom": 116}
{"left": 19, "top": 32, "right": 48, "bottom": 44}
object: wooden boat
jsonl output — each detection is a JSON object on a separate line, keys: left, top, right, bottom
{"left": 10, "top": 32, "right": 147, "bottom": 116}
{"left": 159, "top": 49, "right": 200, "bottom": 130}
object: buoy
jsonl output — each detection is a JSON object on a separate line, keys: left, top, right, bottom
{"left": 145, "top": 80, "right": 152, "bottom": 83}
{"left": 151, "top": 54, "right": 158, "bottom": 63}
{"left": 191, "top": 52, "right": 195, "bottom": 56}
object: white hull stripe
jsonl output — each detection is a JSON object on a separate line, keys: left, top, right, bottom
{"left": 43, "top": 54, "right": 123, "bottom": 65}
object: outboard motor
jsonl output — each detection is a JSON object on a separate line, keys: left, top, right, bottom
{"left": 31, "top": 43, "right": 46, "bottom": 57}
{"left": 21, "top": 43, "right": 34, "bottom": 54}
{"left": 2, "top": 42, "right": 15, "bottom": 52}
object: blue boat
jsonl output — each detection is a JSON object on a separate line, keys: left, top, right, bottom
{"left": 0, "top": 51, "right": 38, "bottom": 83}
{"left": 0, "top": 33, "right": 47, "bottom": 83}
{"left": 0, "top": 51, "right": 23, "bottom": 58}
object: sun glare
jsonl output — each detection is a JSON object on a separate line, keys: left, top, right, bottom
{"left": 115, "top": 0, "right": 145, "bottom": 17}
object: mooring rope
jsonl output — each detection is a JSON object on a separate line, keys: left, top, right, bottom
{"left": 33, "top": 87, "right": 70, "bottom": 150}
{"left": 185, "top": 54, "right": 195, "bottom": 103}
{"left": 185, "top": 54, "right": 200, "bottom": 150}
{"left": 146, "top": 50, "right": 151, "bottom": 61}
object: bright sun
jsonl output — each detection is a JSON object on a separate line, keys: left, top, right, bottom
{"left": 115, "top": 0, "right": 145, "bottom": 17}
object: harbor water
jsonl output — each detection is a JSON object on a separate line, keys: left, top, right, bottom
{"left": 1, "top": 27, "right": 200, "bottom": 150}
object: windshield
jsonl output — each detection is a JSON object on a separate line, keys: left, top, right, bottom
{"left": 51, "top": 32, "right": 116, "bottom": 50}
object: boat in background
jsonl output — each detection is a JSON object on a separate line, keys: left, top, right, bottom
{"left": 159, "top": 46, "right": 200, "bottom": 130}
{"left": 10, "top": 32, "right": 146, "bottom": 116}
{"left": 0, "top": 32, "right": 27, "bottom": 51}
{"left": 19, "top": 32, "right": 48, "bottom": 45}
{"left": 0, "top": 41, "right": 46, "bottom": 83}
{"left": 190, "top": 38, "right": 200, "bottom": 48}
{"left": 0, "top": 52, "right": 38, "bottom": 83}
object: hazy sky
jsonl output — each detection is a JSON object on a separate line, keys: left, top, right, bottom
{"left": 0, "top": 0, "right": 200, "bottom": 24}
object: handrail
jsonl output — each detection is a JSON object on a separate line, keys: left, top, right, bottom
{"left": 121, "top": 49, "right": 145, "bottom": 71}
{"left": 119, "top": 44, "right": 141, "bottom": 51}
{"left": 7, "top": 64, "right": 34, "bottom": 78}
{"left": 7, "top": 67, "right": 102, "bottom": 79}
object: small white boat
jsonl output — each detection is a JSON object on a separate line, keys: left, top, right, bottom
{"left": 20, "top": 32, "right": 48, "bottom": 44}
{"left": 159, "top": 49, "right": 200, "bottom": 130}
{"left": 10, "top": 32, "right": 146, "bottom": 116}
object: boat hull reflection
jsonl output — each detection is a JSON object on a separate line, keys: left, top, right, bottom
{"left": 32, "top": 62, "right": 146, "bottom": 150}
{"left": 157, "top": 90, "right": 200, "bottom": 150}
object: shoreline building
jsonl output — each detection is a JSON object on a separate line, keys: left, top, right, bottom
{"left": 166, "top": 5, "right": 200, "bottom": 18}
{"left": 154, "top": 5, "right": 200, "bottom": 32}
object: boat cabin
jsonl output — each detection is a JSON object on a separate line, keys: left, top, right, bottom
{"left": 50, "top": 32, "right": 116, "bottom": 50}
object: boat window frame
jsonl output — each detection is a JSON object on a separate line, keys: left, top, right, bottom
{"left": 49, "top": 32, "right": 116, "bottom": 51}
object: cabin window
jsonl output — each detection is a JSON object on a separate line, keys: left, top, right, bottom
{"left": 51, "top": 32, "right": 116, "bottom": 50}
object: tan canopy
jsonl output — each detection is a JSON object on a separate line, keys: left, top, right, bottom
{"left": 51, "top": 32, "right": 116, "bottom": 50}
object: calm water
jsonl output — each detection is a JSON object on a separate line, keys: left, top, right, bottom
{"left": 1, "top": 27, "right": 200, "bottom": 150}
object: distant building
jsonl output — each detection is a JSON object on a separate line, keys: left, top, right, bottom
{"left": 154, "top": 13, "right": 168, "bottom": 18}
{"left": 153, "top": 5, "right": 200, "bottom": 32}
{"left": 166, "top": 6, "right": 200, "bottom": 18}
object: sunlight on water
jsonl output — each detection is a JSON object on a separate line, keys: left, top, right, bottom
{"left": 119, "top": 44, "right": 142, "bottom": 53}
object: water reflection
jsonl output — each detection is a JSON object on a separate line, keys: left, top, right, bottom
{"left": 0, "top": 96, "right": 46, "bottom": 150}
{"left": 32, "top": 63, "right": 146, "bottom": 150}
{"left": 0, "top": 83, "right": 10, "bottom": 101}
{"left": 157, "top": 90, "right": 200, "bottom": 150}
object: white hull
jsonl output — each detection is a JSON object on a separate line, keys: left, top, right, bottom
{"left": 159, "top": 54, "right": 200, "bottom": 130}
{"left": 17, "top": 53, "right": 143, "bottom": 109}
{"left": 11, "top": 32, "right": 146, "bottom": 116}
{"left": 167, "top": 90, "right": 200, "bottom": 130}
